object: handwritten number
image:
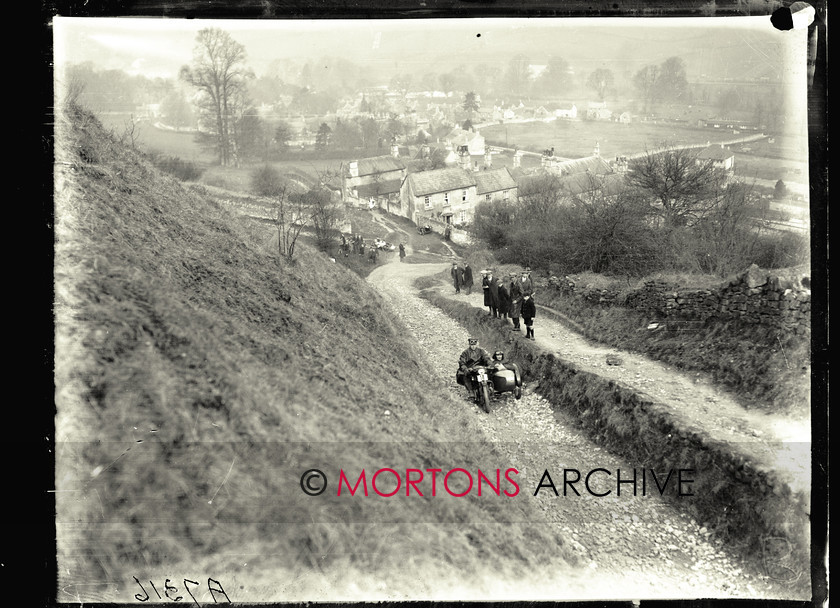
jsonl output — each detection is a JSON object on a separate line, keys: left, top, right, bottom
{"left": 164, "top": 578, "right": 183, "bottom": 601}
{"left": 133, "top": 576, "right": 149, "bottom": 602}
{"left": 183, "top": 579, "right": 200, "bottom": 606}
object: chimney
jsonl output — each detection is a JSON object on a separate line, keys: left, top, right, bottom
{"left": 594, "top": 142, "right": 600, "bottom": 157}
{"left": 349, "top": 161, "right": 359, "bottom": 178}
{"left": 484, "top": 149, "right": 492, "bottom": 169}
{"left": 458, "top": 145, "right": 471, "bottom": 171}
{"left": 513, "top": 151, "right": 522, "bottom": 168}
{"left": 391, "top": 143, "right": 400, "bottom": 158}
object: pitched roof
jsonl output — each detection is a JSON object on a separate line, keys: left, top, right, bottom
{"left": 354, "top": 155, "right": 406, "bottom": 176}
{"left": 556, "top": 156, "right": 613, "bottom": 176}
{"left": 355, "top": 178, "right": 403, "bottom": 198}
{"left": 407, "top": 168, "right": 476, "bottom": 196}
{"left": 696, "top": 145, "right": 735, "bottom": 161}
{"left": 475, "top": 167, "right": 517, "bottom": 195}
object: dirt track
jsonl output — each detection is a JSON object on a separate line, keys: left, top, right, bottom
{"left": 367, "top": 249, "right": 810, "bottom": 600}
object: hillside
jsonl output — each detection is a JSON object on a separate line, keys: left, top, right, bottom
{"left": 53, "top": 104, "right": 583, "bottom": 601}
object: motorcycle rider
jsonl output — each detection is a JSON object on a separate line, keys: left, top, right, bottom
{"left": 456, "top": 337, "right": 493, "bottom": 397}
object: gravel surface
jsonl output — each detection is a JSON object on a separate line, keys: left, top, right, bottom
{"left": 367, "top": 251, "right": 808, "bottom": 601}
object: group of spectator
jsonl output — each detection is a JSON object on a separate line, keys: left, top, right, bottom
{"left": 484, "top": 267, "right": 537, "bottom": 341}
{"left": 339, "top": 234, "right": 387, "bottom": 264}
{"left": 340, "top": 234, "right": 369, "bottom": 258}
{"left": 450, "top": 262, "right": 536, "bottom": 340}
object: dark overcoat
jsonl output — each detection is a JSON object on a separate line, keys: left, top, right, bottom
{"left": 510, "top": 279, "right": 523, "bottom": 317}
{"left": 521, "top": 296, "right": 536, "bottom": 321}
{"left": 462, "top": 265, "right": 474, "bottom": 289}
{"left": 488, "top": 276, "right": 500, "bottom": 309}
{"left": 498, "top": 282, "right": 511, "bottom": 315}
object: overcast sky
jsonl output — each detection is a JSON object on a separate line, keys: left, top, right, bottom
{"left": 52, "top": 15, "right": 809, "bottom": 86}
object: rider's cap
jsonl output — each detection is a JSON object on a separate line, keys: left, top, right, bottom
{"left": 468, "top": 338, "right": 478, "bottom": 344}
{"left": 493, "top": 350, "right": 504, "bottom": 360}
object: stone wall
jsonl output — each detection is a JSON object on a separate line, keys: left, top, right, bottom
{"left": 545, "top": 264, "right": 811, "bottom": 335}
{"left": 421, "top": 217, "right": 473, "bottom": 246}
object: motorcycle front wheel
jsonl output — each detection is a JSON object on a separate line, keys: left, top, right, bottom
{"left": 479, "top": 385, "right": 491, "bottom": 413}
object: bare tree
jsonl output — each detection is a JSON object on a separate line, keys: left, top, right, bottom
{"left": 626, "top": 147, "right": 726, "bottom": 228}
{"left": 516, "top": 173, "right": 569, "bottom": 219}
{"left": 308, "top": 166, "right": 345, "bottom": 251}
{"left": 120, "top": 114, "right": 140, "bottom": 149}
{"left": 633, "top": 65, "right": 659, "bottom": 114}
{"left": 251, "top": 165, "right": 312, "bottom": 260}
{"left": 180, "top": 28, "right": 253, "bottom": 166}
{"left": 586, "top": 68, "right": 614, "bottom": 103}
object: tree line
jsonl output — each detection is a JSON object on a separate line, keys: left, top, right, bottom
{"left": 472, "top": 148, "right": 807, "bottom": 278}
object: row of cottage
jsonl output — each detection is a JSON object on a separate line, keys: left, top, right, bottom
{"left": 327, "top": 128, "right": 737, "bottom": 230}
{"left": 331, "top": 136, "right": 617, "bottom": 229}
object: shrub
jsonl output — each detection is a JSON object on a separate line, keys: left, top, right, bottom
{"left": 150, "top": 155, "right": 204, "bottom": 181}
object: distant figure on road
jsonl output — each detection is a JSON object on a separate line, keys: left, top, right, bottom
{"left": 462, "top": 263, "right": 474, "bottom": 295}
{"left": 521, "top": 293, "right": 536, "bottom": 340}
{"left": 509, "top": 272, "right": 522, "bottom": 332}
{"left": 359, "top": 239, "right": 366, "bottom": 256}
{"left": 399, "top": 243, "right": 406, "bottom": 262}
{"left": 451, "top": 262, "right": 463, "bottom": 293}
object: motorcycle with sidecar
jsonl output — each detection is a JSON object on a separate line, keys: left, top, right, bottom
{"left": 461, "top": 359, "right": 523, "bottom": 413}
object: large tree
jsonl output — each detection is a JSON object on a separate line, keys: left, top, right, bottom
{"left": 504, "top": 54, "right": 531, "bottom": 95}
{"left": 586, "top": 68, "right": 614, "bottom": 103}
{"left": 180, "top": 28, "right": 253, "bottom": 166}
{"left": 633, "top": 65, "right": 659, "bottom": 114}
{"left": 626, "top": 147, "right": 727, "bottom": 228}
{"left": 539, "top": 56, "right": 572, "bottom": 96}
{"left": 657, "top": 56, "right": 689, "bottom": 102}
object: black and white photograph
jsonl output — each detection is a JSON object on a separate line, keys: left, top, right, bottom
{"left": 50, "top": 3, "right": 826, "bottom": 604}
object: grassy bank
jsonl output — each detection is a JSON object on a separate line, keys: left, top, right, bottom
{"left": 535, "top": 281, "right": 810, "bottom": 419}
{"left": 53, "top": 104, "right": 580, "bottom": 599}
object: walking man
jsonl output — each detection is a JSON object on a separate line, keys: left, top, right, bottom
{"left": 462, "top": 263, "right": 474, "bottom": 295}
{"left": 451, "top": 262, "right": 463, "bottom": 294}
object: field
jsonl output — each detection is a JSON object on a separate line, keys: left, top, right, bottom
{"left": 96, "top": 113, "right": 217, "bottom": 164}
{"left": 480, "top": 119, "right": 749, "bottom": 159}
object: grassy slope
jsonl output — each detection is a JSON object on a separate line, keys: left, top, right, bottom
{"left": 54, "top": 105, "right": 578, "bottom": 598}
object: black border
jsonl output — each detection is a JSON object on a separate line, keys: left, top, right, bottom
{"left": 42, "top": 1, "right": 828, "bottom": 607}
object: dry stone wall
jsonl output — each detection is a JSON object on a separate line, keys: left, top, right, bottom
{"left": 544, "top": 264, "right": 811, "bottom": 336}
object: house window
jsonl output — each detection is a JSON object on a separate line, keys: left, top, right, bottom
{"left": 485, "top": 194, "right": 492, "bottom": 203}
{"left": 459, "top": 210, "right": 467, "bottom": 224}
{"left": 424, "top": 195, "right": 431, "bottom": 209}
{"left": 462, "top": 190, "right": 467, "bottom": 202}
{"left": 444, "top": 192, "right": 449, "bottom": 204}
{"left": 503, "top": 190, "right": 509, "bottom": 201}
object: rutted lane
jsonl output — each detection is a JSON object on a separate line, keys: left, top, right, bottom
{"left": 367, "top": 259, "right": 800, "bottom": 600}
